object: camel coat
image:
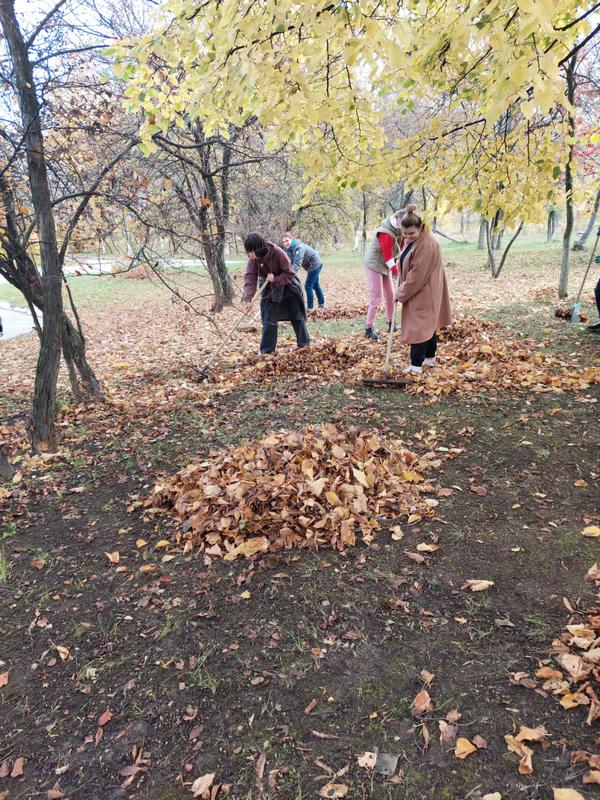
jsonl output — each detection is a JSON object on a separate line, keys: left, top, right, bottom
{"left": 396, "top": 229, "right": 452, "bottom": 344}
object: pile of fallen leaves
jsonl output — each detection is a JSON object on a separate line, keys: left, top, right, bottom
{"left": 555, "top": 305, "right": 588, "bottom": 323}
{"left": 359, "top": 317, "right": 600, "bottom": 397}
{"left": 214, "top": 316, "right": 600, "bottom": 400}
{"left": 308, "top": 304, "right": 367, "bottom": 320}
{"left": 147, "top": 424, "right": 447, "bottom": 558}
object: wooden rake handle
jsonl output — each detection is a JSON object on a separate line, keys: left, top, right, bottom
{"left": 198, "top": 279, "right": 270, "bottom": 375}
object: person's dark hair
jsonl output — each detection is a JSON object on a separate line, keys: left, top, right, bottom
{"left": 244, "top": 233, "right": 269, "bottom": 258}
{"left": 400, "top": 204, "right": 422, "bottom": 229}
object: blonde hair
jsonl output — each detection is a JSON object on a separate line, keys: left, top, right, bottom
{"left": 400, "top": 204, "right": 422, "bottom": 229}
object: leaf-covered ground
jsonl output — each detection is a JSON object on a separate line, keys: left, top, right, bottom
{"left": 1, "top": 242, "right": 600, "bottom": 799}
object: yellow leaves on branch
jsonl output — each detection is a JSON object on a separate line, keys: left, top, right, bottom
{"left": 114, "top": 0, "right": 587, "bottom": 212}
{"left": 148, "top": 424, "right": 446, "bottom": 558}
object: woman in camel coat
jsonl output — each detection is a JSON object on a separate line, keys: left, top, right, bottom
{"left": 395, "top": 205, "right": 452, "bottom": 374}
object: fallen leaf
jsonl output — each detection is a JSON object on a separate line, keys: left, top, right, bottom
{"left": 420, "top": 669, "right": 435, "bottom": 685}
{"left": 318, "top": 785, "right": 348, "bottom": 798}
{"left": 470, "top": 485, "right": 488, "bottom": 496}
{"left": 404, "top": 551, "right": 426, "bottom": 564}
{"left": 31, "top": 559, "right": 46, "bottom": 569}
{"left": 473, "top": 734, "right": 488, "bottom": 749}
{"left": 461, "top": 579, "right": 494, "bottom": 592}
{"left": 583, "top": 771, "right": 600, "bottom": 784}
{"left": 357, "top": 752, "right": 377, "bottom": 769}
{"left": 135, "top": 539, "right": 148, "bottom": 547}
{"left": 482, "top": 794, "right": 502, "bottom": 800}
{"left": 190, "top": 773, "right": 215, "bottom": 797}
{"left": 455, "top": 738, "right": 477, "bottom": 759}
{"left": 553, "top": 790, "right": 586, "bottom": 800}
{"left": 411, "top": 688, "right": 433, "bottom": 716}
{"left": 304, "top": 698, "right": 317, "bottom": 715}
{"left": 585, "top": 563, "right": 600, "bottom": 581}
{"left": 55, "top": 646, "right": 70, "bottom": 661}
{"left": 255, "top": 752, "right": 266, "bottom": 788}
{"left": 105, "top": 551, "right": 120, "bottom": 564}
{"left": 0, "top": 671, "right": 8, "bottom": 687}
{"left": 438, "top": 720, "right": 458, "bottom": 745}
{"left": 47, "top": 783, "right": 65, "bottom": 799}
{"left": 416, "top": 542, "right": 439, "bottom": 552}
{"left": 11, "top": 757, "right": 24, "bottom": 778}
{"left": 536, "top": 666, "right": 563, "bottom": 680}
{"left": 582, "top": 526, "right": 600, "bottom": 538}
{"left": 505, "top": 735, "right": 533, "bottom": 774}
{"left": 239, "top": 591, "right": 251, "bottom": 600}
{"left": 515, "top": 725, "right": 548, "bottom": 743}
{"left": 154, "top": 539, "right": 171, "bottom": 549}
{"left": 224, "top": 536, "right": 269, "bottom": 561}
{"left": 0, "top": 761, "right": 8, "bottom": 778}
{"left": 98, "top": 709, "right": 112, "bottom": 727}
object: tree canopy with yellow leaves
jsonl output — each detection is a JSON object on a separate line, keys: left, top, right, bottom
{"left": 112, "top": 1, "right": 598, "bottom": 225}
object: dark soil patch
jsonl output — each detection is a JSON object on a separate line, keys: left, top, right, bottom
{"left": 1, "top": 379, "right": 599, "bottom": 799}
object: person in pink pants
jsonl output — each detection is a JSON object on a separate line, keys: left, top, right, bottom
{"left": 363, "top": 210, "right": 404, "bottom": 340}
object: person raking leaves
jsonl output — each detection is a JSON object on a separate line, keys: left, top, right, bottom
{"left": 363, "top": 208, "right": 405, "bottom": 340}
{"left": 242, "top": 233, "right": 310, "bottom": 355}
{"left": 395, "top": 205, "right": 452, "bottom": 374}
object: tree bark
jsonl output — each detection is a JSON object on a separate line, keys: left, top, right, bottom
{"left": 573, "top": 187, "right": 600, "bottom": 250}
{"left": 361, "top": 191, "right": 368, "bottom": 256}
{"left": 477, "top": 215, "right": 486, "bottom": 250}
{"left": 492, "top": 221, "right": 524, "bottom": 279}
{"left": 0, "top": 0, "right": 63, "bottom": 451}
{"left": 547, "top": 209, "right": 557, "bottom": 242}
{"left": 559, "top": 56, "right": 576, "bottom": 299}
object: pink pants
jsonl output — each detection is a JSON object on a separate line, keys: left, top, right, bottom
{"left": 365, "top": 267, "right": 394, "bottom": 328}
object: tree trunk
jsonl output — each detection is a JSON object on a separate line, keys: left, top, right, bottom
{"left": 492, "top": 222, "right": 524, "bottom": 279}
{"left": 361, "top": 191, "right": 368, "bottom": 256}
{"left": 485, "top": 219, "right": 496, "bottom": 275}
{"left": 0, "top": 0, "right": 63, "bottom": 451}
{"left": 559, "top": 56, "right": 576, "bottom": 299}
{"left": 573, "top": 188, "right": 600, "bottom": 250}
{"left": 477, "top": 215, "right": 486, "bottom": 250}
{"left": 547, "top": 209, "right": 557, "bottom": 242}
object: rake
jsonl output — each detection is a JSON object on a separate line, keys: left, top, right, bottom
{"left": 361, "top": 271, "right": 408, "bottom": 389}
{"left": 193, "top": 280, "right": 270, "bottom": 380}
{"left": 571, "top": 226, "right": 600, "bottom": 323}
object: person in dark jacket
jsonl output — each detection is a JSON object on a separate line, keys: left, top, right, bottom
{"left": 281, "top": 233, "right": 325, "bottom": 310}
{"left": 243, "top": 233, "right": 310, "bottom": 354}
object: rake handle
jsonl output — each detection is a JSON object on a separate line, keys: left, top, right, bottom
{"left": 198, "top": 279, "right": 269, "bottom": 374}
{"left": 383, "top": 269, "right": 402, "bottom": 376}
{"left": 574, "top": 229, "right": 600, "bottom": 307}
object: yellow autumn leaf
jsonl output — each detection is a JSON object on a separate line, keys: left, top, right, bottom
{"left": 582, "top": 526, "right": 600, "bottom": 538}
{"left": 154, "top": 540, "right": 171, "bottom": 549}
{"left": 417, "top": 542, "right": 440, "bottom": 552}
{"left": 461, "top": 579, "right": 494, "bottom": 592}
{"left": 135, "top": 539, "right": 148, "bottom": 548}
{"left": 553, "top": 790, "right": 586, "bottom": 800}
{"left": 455, "top": 738, "right": 477, "bottom": 759}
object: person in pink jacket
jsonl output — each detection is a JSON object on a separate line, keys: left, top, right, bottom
{"left": 395, "top": 205, "right": 452, "bottom": 374}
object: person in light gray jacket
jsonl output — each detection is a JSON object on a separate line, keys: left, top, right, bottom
{"left": 281, "top": 233, "right": 325, "bottom": 310}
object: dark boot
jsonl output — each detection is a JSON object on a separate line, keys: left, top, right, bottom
{"left": 387, "top": 320, "right": 399, "bottom": 333}
{"left": 365, "top": 327, "right": 379, "bottom": 341}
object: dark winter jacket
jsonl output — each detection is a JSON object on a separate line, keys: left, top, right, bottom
{"left": 242, "top": 243, "right": 306, "bottom": 323}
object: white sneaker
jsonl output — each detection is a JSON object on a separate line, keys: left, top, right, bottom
{"left": 403, "top": 365, "right": 422, "bottom": 375}
{"left": 422, "top": 358, "right": 437, "bottom": 367}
